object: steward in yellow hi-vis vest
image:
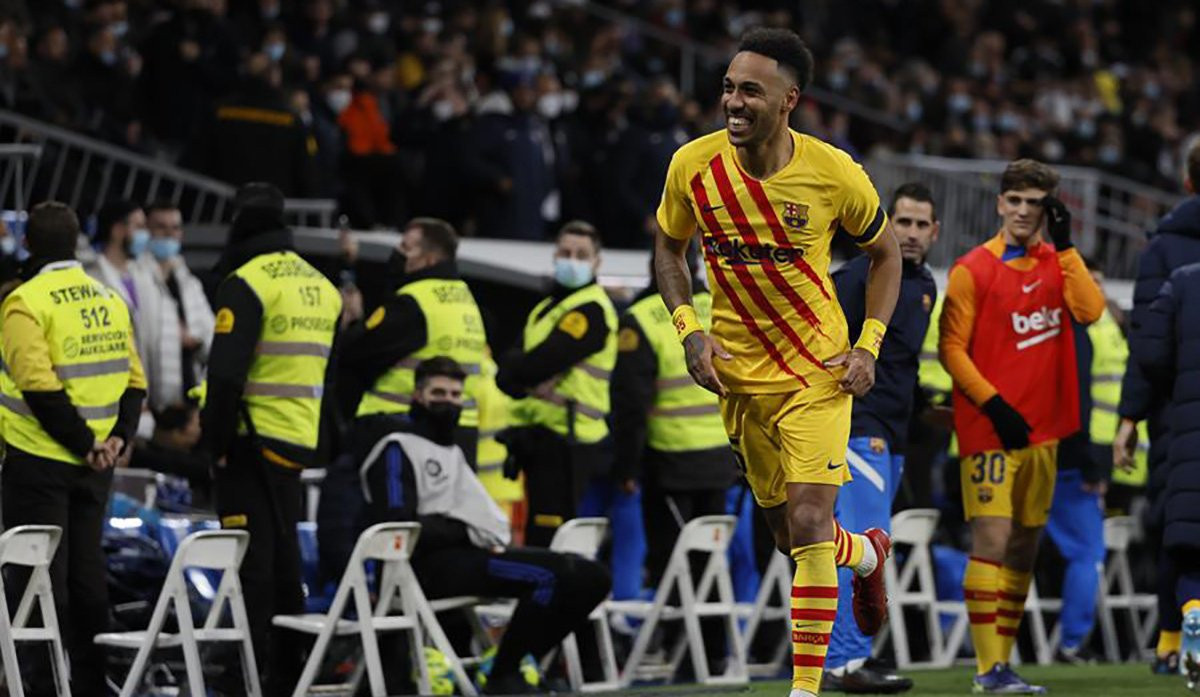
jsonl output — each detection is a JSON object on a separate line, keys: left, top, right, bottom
{"left": 343, "top": 218, "right": 487, "bottom": 468}
{"left": 1087, "top": 308, "right": 1148, "bottom": 487}
{"left": 612, "top": 267, "right": 737, "bottom": 594}
{"left": 200, "top": 184, "right": 341, "bottom": 692}
{"left": 0, "top": 201, "right": 147, "bottom": 692}
{"left": 496, "top": 222, "right": 617, "bottom": 547}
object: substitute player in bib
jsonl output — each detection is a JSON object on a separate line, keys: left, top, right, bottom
{"left": 939, "top": 159, "right": 1105, "bottom": 694}
{"left": 654, "top": 28, "right": 902, "bottom": 697}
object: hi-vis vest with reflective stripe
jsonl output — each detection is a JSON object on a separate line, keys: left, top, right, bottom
{"left": 626, "top": 291, "right": 726, "bottom": 452}
{"left": 356, "top": 277, "right": 486, "bottom": 427}
{"left": 476, "top": 357, "right": 523, "bottom": 504}
{"left": 233, "top": 251, "right": 340, "bottom": 451}
{"left": 1087, "top": 308, "right": 1148, "bottom": 485}
{"left": 0, "top": 263, "right": 136, "bottom": 464}
{"left": 511, "top": 284, "right": 616, "bottom": 444}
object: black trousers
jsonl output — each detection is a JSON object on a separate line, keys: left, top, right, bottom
{"left": 1, "top": 449, "right": 112, "bottom": 697}
{"left": 641, "top": 482, "right": 728, "bottom": 666}
{"left": 382, "top": 546, "right": 611, "bottom": 691}
{"left": 214, "top": 438, "right": 305, "bottom": 697}
{"left": 520, "top": 428, "right": 607, "bottom": 548}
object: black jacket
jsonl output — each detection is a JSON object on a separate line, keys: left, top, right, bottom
{"left": 833, "top": 255, "right": 936, "bottom": 449}
{"left": 1132, "top": 261, "right": 1200, "bottom": 550}
{"left": 1120, "top": 195, "right": 1200, "bottom": 503}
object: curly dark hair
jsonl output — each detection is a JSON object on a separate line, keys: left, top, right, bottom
{"left": 737, "top": 28, "right": 814, "bottom": 92}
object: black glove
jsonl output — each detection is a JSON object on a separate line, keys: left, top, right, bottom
{"left": 496, "top": 427, "right": 523, "bottom": 481}
{"left": 982, "top": 395, "right": 1032, "bottom": 450}
{"left": 1041, "top": 196, "right": 1072, "bottom": 249}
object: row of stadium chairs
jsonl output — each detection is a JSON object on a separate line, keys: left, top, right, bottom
{"left": 0, "top": 509, "right": 1159, "bottom": 696}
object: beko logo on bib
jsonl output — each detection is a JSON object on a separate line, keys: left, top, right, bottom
{"left": 1010, "top": 306, "right": 1062, "bottom": 350}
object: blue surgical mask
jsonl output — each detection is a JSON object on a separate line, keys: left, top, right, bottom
{"left": 149, "top": 236, "right": 181, "bottom": 261}
{"left": 264, "top": 42, "right": 285, "bottom": 62}
{"left": 554, "top": 258, "right": 594, "bottom": 289}
{"left": 99, "top": 49, "right": 118, "bottom": 66}
{"left": 127, "top": 228, "right": 150, "bottom": 257}
{"left": 0, "top": 236, "right": 15, "bottom": 256}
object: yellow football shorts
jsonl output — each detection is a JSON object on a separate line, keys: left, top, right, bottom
{"left": 960, "top": 442, "right": 1057, "bottom": 527}
{"left": 721, "top": 382, "right": 852, "bottom": 508}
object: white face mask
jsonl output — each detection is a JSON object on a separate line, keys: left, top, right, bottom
{"left": 432, "top": 99, "right": 457, "bottom": 122}
{"left": 326, "top": 89, "right": 352, "bottom": 114}
{"left": 0, "top": 236, "right": 16, "bottom": 256}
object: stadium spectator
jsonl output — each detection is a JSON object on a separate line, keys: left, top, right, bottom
{"left": 465, "top": 67, "right": 557, "bottom": 240}
{"left": 89, "top": 200, "right": 191, "bottom": 416}
{"left": 3, "top": 1, "right": 1196, "bottom": 246}
{"left": 144, "top": 200, "right": 214, "bottom": 404}
{"left": 356, "top": 356, "right": 611, "bottom": 695}
{"left": 185, "top": 51, "right": 317, "bottom": 197}
{"left": 338, "top": 59, "right": 404, "bottom": 228}
{"left": 1135, "top": 258, "right": 1200, "bottom": 686}
{"left": 604, "top": 78, "right": 689, "bottom": 249}
{"left": 1116, "top": 139, "right": 1200, "bottom": 673}
{"left": 75, "top": 23, "right": 140, "bottom": 148}
{"left": 136, "top": 0, "right": 238, "bottom": 153}
{"left": 27, "top": 24, "right": 82, "bottom": 128}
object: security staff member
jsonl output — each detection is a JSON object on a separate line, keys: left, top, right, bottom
{"left": 342, "top": 217, "right": 487, "bottom": 468}
{"left": 497, "top": 221, "right": 617, "bottom": 548}
{"left": 0, "top": 201, "right": 146, "bottom": 697}
{"left": 201, "top": 183, "right": 341, "bottom": 696}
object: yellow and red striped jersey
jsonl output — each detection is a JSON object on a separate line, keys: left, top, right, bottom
{"left": 657, "top": 129, "right": 887, "bottom": 394}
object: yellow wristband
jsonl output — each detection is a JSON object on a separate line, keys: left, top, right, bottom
{"left": 671, "top": 305, "right": 703, "bottom": 342}
{"left": 854, "top": 318, "right": 887, "bottom": 359}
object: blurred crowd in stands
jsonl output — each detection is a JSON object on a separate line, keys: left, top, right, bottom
{"left": 0, "top": 0, "right": 1195, "bottom": 245}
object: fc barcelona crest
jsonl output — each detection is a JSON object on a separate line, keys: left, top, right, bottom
{"left": 782, "top": 202, "right": 809, "bottom": 229}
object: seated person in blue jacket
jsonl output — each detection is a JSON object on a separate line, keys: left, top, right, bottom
{"left": 357, "top": 355, "right": 611, "bottom": 695}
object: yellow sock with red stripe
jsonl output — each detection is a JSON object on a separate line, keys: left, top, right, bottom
{"left": 964, "top": 556, "right": 1003, "bottom": 674}
{"left": 833, "top": 521, "right": 876, "bottom": 575}
{"left": 790, "top": 541, "right": 838, "bottom": 693}
{"left": 996, "top": 566, "right": 1033, "bottom": 660}
{"left": 1158, "top": 630, "right": 1182, "bottom": 657}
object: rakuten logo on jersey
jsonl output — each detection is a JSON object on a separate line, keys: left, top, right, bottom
{"left": 1011, "top": 306, "right": 1063, "bottom": 350}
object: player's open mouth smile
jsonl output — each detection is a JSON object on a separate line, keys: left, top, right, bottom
{"left": 727, "top": 113, "right": 753, "bottom": 134}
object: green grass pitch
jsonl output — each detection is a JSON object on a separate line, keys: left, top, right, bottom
{"left": 628, "top": 663, "right": 1194, "bottom": 696}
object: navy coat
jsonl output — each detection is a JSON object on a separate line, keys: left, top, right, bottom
{"left": 1133, "top": 261, "right": 1200, "bottom": 550}
{"left": 1120, "top": 196, "right": 1200, "bottom": 518}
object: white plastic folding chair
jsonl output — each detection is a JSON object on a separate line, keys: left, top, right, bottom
{"left": 95, "top": 529, "right": 260, "bottom": 697}
{"left": 1097, "top": 516, "right": 1158, "bottom": 662}
{"left": 873, "top": 508, "right": 960, "bottom": 669}
{"left": 0, "top": 525, "right": 69, "bottom": 697}
{"left": 541, "top": 518, "right": 621, "bottom": 691}
{"left": 737, "top": 549, "right": 791, "bottom": 677}
{"left": 1021, "top": 578, "right": 1058, "bottom": 665}
{"left": 273, "top": 522, "right": 477, "bottom": 697}
{"left": 608, "top": 515, "right": 747, "bottom": 688}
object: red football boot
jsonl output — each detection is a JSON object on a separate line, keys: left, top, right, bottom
{"left": 852, "top": 527, "right": 892, "bottom": 635}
